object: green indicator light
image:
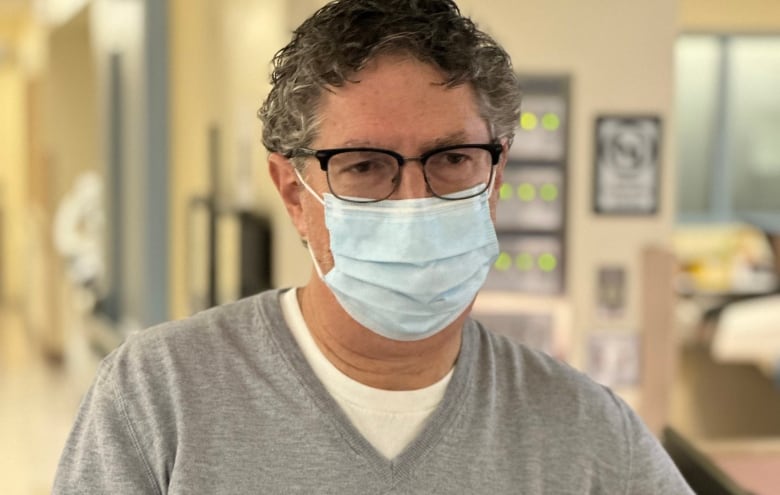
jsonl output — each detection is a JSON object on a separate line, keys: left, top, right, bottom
{"left": 538, "top": 253, "right": 558, "bottom": 272}
{"left": 520, "top": 112, "right": 538, "bottom": 131}
{"left": 515, "top": 253, "right": 534, "bottom": 271}
{"left": 494, "top": 252, "right": 513, "bottom": 272}
{"left": 499, "top": 183, "right": 514, "bottom": 200}
{"left": 540, "top": 183, "right": 559, "bottom": 202}
{"left": 542, "top": 113, "right": 560, "bottom": 131}
{"left": 518, "top": 183, "right": 536, "bottom": 202}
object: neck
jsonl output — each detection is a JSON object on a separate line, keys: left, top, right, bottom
{"left": 297, "top": 277, "right": 464, "bottom": 391}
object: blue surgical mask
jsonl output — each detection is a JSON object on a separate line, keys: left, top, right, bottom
{"left": 298, "top": 175, "right": 499, "bottom": 341}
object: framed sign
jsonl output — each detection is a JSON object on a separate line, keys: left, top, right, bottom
{"left": 593, "top": 116, "right": 661, "bottom": 215}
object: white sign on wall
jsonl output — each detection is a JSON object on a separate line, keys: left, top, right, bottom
{"left": 594, "top": 116, "right": 661, "bottom": 215}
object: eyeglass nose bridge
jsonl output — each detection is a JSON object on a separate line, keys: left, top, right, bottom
{"left": 388, "top": 154, "right": 435, "bottom": 198}
{"left": 389, "top": 151, "right": 429, "bottom": 168}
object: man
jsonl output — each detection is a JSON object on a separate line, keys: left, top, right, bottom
{"left": 54, "top": 0, "right": 693, "bottom": 493}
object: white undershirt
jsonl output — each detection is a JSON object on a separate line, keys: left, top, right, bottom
{"left": 280, "top": 288, "right": 453, "bottom": 459}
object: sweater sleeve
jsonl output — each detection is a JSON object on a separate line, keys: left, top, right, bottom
{"left": 52, "top": 365, "right": 162, "bottom": 495}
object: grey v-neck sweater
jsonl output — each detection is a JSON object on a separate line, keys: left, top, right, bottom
{"left": 53, "top": 289, "right": 692, "bottom": 494}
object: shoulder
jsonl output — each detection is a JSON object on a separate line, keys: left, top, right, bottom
{"left": 97, "top": 289, "right": 286, "bottom": 391}
{"left": 470, "top": 320, "right": 604, "bottom": 395}
{"left": 467, "top": 319, "right": 636, "bottom": 438}
{"left": 463, "top": 321, "right": 691, "bottom": 492}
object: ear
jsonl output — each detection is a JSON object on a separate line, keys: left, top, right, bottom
{"left": 491, "top": 140, "right": 510, "bottom": 199}
{"left": 269, "top": 152, "right": 308, "bottom": 239}
{"left": 488, "top": 141, "right": 510, "bottom": 221}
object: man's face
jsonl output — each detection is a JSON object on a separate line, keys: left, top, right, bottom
{"left": 279, "top": 54, "right": 506, "bottom": 273}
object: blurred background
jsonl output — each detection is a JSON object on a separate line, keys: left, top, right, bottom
{"left": 1, "top": 0, "right": 779, "bottom": 493}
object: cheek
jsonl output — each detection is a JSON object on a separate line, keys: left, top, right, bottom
{"left": 301, "top": 196, "right": 335, "bottom": 272}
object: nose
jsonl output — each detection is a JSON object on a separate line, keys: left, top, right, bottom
{"left": 389, "top": 159, "right": 433, "bottom": 200}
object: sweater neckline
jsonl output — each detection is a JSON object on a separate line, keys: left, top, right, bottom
{"left": 255, "top": 288, "right": 477, "bottom": 484}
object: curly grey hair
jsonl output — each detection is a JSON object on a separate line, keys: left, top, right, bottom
{"left": 258, "top": 0, "right": 522, "bottom": 167}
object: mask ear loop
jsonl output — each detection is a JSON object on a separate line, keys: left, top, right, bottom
{"left": 293, "top": 167, "right": 328, "bottom": 278}
{"left": 486, "top": 166, "right": 498, "bottom": 197}
{"left": 306, "top": 241, "right": 326, "bottom": 280}
{"left": 294, "top": 167, "right": 325, "bottom": 206}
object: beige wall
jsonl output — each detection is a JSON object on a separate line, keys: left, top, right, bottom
{"left": 0, "top": 5, "right": 97, "bottom": 356}
{"left": 169, "top": 0, "right": 211, "bottom": 319}
{"left": 37, "top": 7, "right": 99, "bottom": 353}
{"left": 681, "top": 0, "right": 780, "bottom": 32}
{"left": 46, "top": 9, "right": 98, "bottom": 201}
{"left": 169, "top": 0, "right": 305, "bottom": 319}
{"left": 0, "top": 12, "right": 42, "bottom": 307}
{"left": 0, "top": 64, "right": 28, "bottom": 305}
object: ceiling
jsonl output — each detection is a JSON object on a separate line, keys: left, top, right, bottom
{"left": 0, "top": 0, "right": 32, "bottom": 16}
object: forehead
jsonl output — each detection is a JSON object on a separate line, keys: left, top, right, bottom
{"left": 314, "top": 55, "right": 489, "bottom": 150}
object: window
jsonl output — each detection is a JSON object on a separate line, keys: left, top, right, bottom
{"left": 676, "top": 35, "right": 780, "bottom": 223}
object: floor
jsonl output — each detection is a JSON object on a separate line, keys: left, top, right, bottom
{"left": 0, "top": 307, "right": 100, "bottom": 495}
{"left": 670, "top": 343, "right": 780, "bottom": 494}
{"left": 711, "top": 446, "right": 780, "bottom": 495}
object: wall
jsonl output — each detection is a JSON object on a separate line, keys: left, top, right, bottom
{"left": 0, "top": 62, "right": 28, "bottom": 306}
{"left": 0, "top": 10, "right": 45, "bottom": 309}
{"left": 680, "top": 0, "right": 780, "bottom": 32}
{"left": 46, "top": 9, "right": 98, "bottom": 202}
{"left": 37, "top": 7, "right": 100, "bottom": 354}
{"left": 169, "top": 0, "right": 311, "bottom": 320}
{"left": 168, "top": 0, "right": 211, "bottom": 319}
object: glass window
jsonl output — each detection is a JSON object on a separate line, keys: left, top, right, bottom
{"left": 676, "top": 35, "right": 780, "bottom": 222}
{"left": 728, "top": 37, "right": 780, "bottom": 214}
{"left": 675, "top": 36, "right": 721, "bottom": 217}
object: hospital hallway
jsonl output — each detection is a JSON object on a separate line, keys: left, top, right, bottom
{"left": 0, "top": 306, "right": 100, "bottom": 494}
{"left": 1, "top": 0, "right": 780, "bottom": 493}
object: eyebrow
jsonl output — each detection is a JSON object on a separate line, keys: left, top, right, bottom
{"left": 420, "top": 132, "right": 472, "bottom": 150}
{"left": 340, "top": 131, "right": 474, "bottom": 151}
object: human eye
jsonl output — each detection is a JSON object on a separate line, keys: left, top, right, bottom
{"left": 327, "top": 151, "right": 397, "bottom": 200}
{"left": 345, "top": 159, "right": 382, "bottom": 174}
{"left": 328, "top": 151, "right": 397, "bottom": 182}
{"left": 429, "top": 148, "right": 477, "bottom": 168}
{"left": 441, "top": 152, "right": 471, "bottom": 165}
{"left": 425, "top": 147, "right": 492, "bottom": 194}
{"left": 331, "top": 152, "right": 391, "bottom": 175}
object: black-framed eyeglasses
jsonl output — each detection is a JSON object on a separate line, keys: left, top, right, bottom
{"left": 287, "top": 143, "right": 503, "bottom": 203}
